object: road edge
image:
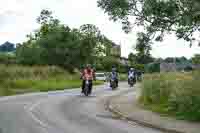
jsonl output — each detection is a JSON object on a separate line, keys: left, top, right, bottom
{"left": 104, "top": 92, "right": 185, "bottom": 133}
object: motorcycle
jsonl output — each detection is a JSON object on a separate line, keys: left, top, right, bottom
{"left": 129, "top": 77, "right": 135, "bottom": 87}
{"left": 83, "top": 79, "right": 91, "bottom": 96}
{"left": 110, "top": 78, "right": 117, "bottom": 90}
{"left": 137, "top": 75, "right": 142, "bottom": 82}
{"left": 136, "top": 71, "right": 143, "bottom": 82}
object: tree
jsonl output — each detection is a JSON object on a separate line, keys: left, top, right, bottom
{"left": 165, "top": 57, "right": 175, "bottom": 63}
{"left": 128, "top": 53, "right": 137, "bottom": 65}
{"left": 26, "top": 9, "right": 61, "bottom": 41}
{"left": 178, "top": 56, "right": 188, "bottom": 63}
{"left": 155, "top": 58, "right": 164, "bottom": 63}
{"left": 145, "top": 62, "right": 160, "bottom": 73}
{"left": 0, "top": 42, "right": 15, "bottom": 52}
{"left": 37, "top": 10, "right": 53, "bottom": 25}
{"left": 101, "top": 56, "right": 119, "bottom": 71}
{"left": 192, "top": 54, "right": 200, "bottom": 64}
{"left": 97, "top": 0, "right": 200, "bottom": 45}
{"left": 164, "top": 56, "right": 188, "bottom": 63}
{"left": 135, "top": 32, "right": 154, "bottom": 64}
{"left": 39, "top": 26, "right": 81, "bottom": 69}
{"left": 18, "top": 9, "right": 113, "bottom": 72}
{"left": 79, "top": 24, "right": 109, "bottom": 64}
{"left": 17, "top": 10, "right": 80, "bottom": 70}
{"left": 16, "top": 42, "right": 44, "bottom": 65}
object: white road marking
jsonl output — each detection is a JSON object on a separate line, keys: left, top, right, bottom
{"left": 28, "top": 108, "right": 49, "bottom": 129}
{"left": 25, "top": 99, "right": 50, "bottom": 129}
{"left": 22, "top": 84, "right": 122, "bottom": 132}
{"left": 24, "top": 91, "right": 82, "bottom": 131}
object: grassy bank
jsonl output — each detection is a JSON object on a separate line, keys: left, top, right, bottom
{"left": 139, "top": 71, "right": 200, "bottom": 121}
{"left": 0, "top": 65, "right": 103, "bottom": 96}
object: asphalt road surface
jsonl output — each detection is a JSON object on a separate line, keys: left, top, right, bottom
{"left": 0, "top": 83, "right": 163, "bottom": 133}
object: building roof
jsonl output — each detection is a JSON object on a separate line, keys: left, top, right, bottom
{"left": 111, "top": 42, "right": 120, "bottom": 47}
{"left": 120, "top": 57, "right": 128, "bottom": 60}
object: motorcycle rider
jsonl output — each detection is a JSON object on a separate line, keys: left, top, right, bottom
{"left": 136, "top": 70, "right": 143, "bottom": 81}
{"left": 128, "top": 68, "right": 136, "bottom": 85}
{"left": 81, "top": 64, "right": 95, "bottom": 95}
{"left": 110, "top": 66, "right": 119, "bottom": 88}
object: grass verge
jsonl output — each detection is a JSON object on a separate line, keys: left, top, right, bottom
{"left": 0, "top": 65, "right": 103, "bottom": 96}
{"left": 139, "top": 71, "right": 200, "bottom": 121}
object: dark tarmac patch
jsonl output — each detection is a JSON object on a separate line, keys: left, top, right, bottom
{"left": 0, "top": 128, "right": 3, "bottom": 133}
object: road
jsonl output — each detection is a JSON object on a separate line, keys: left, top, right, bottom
{"left": 0, "top": 83, "right": 162, "bottom": 133}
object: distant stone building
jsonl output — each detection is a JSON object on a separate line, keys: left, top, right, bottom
{"left": 160, "top": 62, "right": 177, "bottom": 72}
{"left": 192, "top": 64, "right": 200, "bottom": 70}
{"left": 119, "top": 57, "right": 129, "bottom": 66}
{"left": 160, "top": 62, "right": 195, "bottom": 72}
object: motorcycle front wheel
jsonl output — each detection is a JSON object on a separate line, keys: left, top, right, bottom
{"left": 84, "top": 85, "right": 90, "bottom": 96}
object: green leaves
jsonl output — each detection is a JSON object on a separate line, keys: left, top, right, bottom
{"left": 135, "top": 32, "right": 154, "bottom": 64}
{"left": 37, "top": 9, "right": 53, "bottom": 25}
{"left": 18, "top": 10, "right": 115, "bottom": 72}
{"left": 98, "top": 0, "right": 200, "bottom": 44}
{"left": 97, "top": 0, "right": 130, "bottom": 20}
{"left": 192, "top": 54, "right": 200, "bottom": 64}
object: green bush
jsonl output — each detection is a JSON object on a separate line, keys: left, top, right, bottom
{"left": 140, "top": 71, "right": 200, "bottom": 121}
{"left": 0, "top": 64, "right": 69, "bottom": 80}
{"left": 16, "top": 44, "right": 44, "bottom": 65}
{"left": 145, "top": 62, "right": 160, "bottom": 73}
{"left": 0, "top": 53, "right": 16, "bottom": 64}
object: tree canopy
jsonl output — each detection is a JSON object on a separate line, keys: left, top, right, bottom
{"left": 0, "top": 42, "right": 15, "bottom": 52}
{"left": 192, "top": 54, "right": 200, "bottom": 64}
{"left": 97, "top": 0, "right": 200, "bottom": 46}
{"left": 16, "top": 9, "right": 114, "bottom": 72}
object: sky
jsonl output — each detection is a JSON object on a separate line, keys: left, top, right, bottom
{"left": 0, "top": 0, "right": 200, "bottom": 59}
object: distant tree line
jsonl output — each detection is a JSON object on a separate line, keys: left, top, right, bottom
{"left": 0, "top": 42, "right": 15, "bottom": 52}
{"left": 128, "top": 51, "right": 200, "bottom": 73}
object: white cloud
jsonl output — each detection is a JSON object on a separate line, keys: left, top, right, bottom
{"left": 0, "top": 0, "right": 199, "bottom": 58}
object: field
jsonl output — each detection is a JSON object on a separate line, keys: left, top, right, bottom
{"left": 139, "top": 71, "right": 200, "bottom": 121}
{"left": 0, "top": 65, "right": 103, "bottom": 96}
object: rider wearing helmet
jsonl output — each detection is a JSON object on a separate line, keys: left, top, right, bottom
{"left": 128, "top": 67, "right": 136, "bottom": 85}
{"left": 136, "top": 70, "right": 143, "bottom": 81}
{"left": 110, "top": 66, "right": 119, "bottom": 87}
{"left": 81, "top": 64, "right": 96, "bottom": 94}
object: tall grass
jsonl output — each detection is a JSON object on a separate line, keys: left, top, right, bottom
{"left": 0, "top": 65, "right": 73, "bottom": 80}
{"left": 140, "top": 71, "right": 200, "bottom": 121}
{"left": 0, "top": 65, "right": 103, "bottom": 96}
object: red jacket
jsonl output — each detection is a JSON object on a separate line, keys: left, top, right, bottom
{"left": 81, "top": 68, "right": 95, "bottom": 80}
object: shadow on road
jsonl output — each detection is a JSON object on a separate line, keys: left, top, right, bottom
{"left": 76, "top": 95, "right": 97, "bottom": 98}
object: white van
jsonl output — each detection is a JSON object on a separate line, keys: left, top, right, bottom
{"left": 95, "top": 73, "right": 106, "bottom": 81}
